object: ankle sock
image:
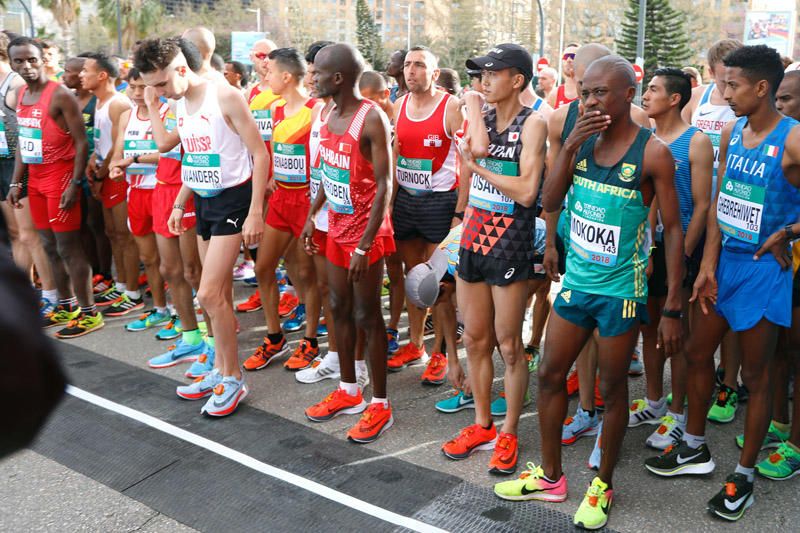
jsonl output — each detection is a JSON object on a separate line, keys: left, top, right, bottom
{"left": 305, "top": 336, "right": 318, "bottom": 348}
{"left": 206, "top": 335, "right": 215, "bottom": 348}
{"left": 648, "top": 396, "right": 666, "bottom": 410}
{"left": 155, "top": 306, "right": 169, "bottom": 315}
{"left": 59, "top": 296, "right": 77, "bottom": 309}
{"left": 735, "top": 463, "right": 755, "bottom": 482}
{"left": 268, "top": 332, "right": 284, "bottom": 345}
{"left": 42, "top": 289, "right": 58, "bottom": 304}
{"left": 683, "top": 432, "right": 706, "bottom": 449}
{"left": 182, "top": 328, "right": 203, "bottom": 346}
{"left": 80, "top": 305, "right": 97, "bottom": 315}
{"left": 370, "top": 396, "right": 388, "bottom": 407}
{"left": 772, "top": 420, "right": 790, "bottom": 433}
{"left": 125, "top": 289, "right": 141, "bottom": 300}
{"left": 668, "top": 410, "right": 686, "bottom": 423}
{"left": 339, "top": 381, "right": 359, "bottom": 396}
{"left": 117, "top": 282, "right": 127, "bottom": 293}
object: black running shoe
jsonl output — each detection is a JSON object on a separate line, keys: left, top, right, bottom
{"left": 644, "top": 441, "right": 716, "bottom": 477}
{"left": 105, "top": 294, "right": 145, "bottom": 317}
{"left": 707, "top": 473, "right": 753, "bottom": 521}
{"left": 424, "top": 315, "right": 434, "bottom": 335}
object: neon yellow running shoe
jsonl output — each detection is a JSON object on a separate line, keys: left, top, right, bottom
{"left": 55, "top": 312, "right": 105, "bottom": 339}
{"left": 574, "top": 477, "right": 613, "bottom": 530}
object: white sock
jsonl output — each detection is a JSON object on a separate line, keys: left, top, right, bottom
{"left": 683, "top": 432, "right": 705, "bottom": 449}
{"left": 117, "top": 282, "right": 127, "bottom": 293}
{"left": 370, "top": 396, "right": 389, "bottom": 407}
{"left": 42, "top": 289, "right": 58, "bottom": 304}
{"left": 648, "top": 396, "right": 666, "bottom": 410}
{"left": 355, "top": 360, "right": 367, "bottom": 374}
{"left": 735, "top": 463, "right": 755, "bottom": 482}
{"left": 323, "top": 351, "right": 340, "bottom": 368}
{"left": 125, "top": 289, "right": 141, "bottom": 300}
{"left": 155, "top": 306, "right": 169, "bottom": 315}
{"left": 339, "top": 381, "right": 359, "bottom": 396}
{"left": 668, "top": 410, "right": 686, "bottom": 423}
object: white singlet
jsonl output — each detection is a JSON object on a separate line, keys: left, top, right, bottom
{"left": 309, "top": 101, "right": 333, "bottom": 232}
{"left": 691, "top": 83, "right": 735, "bottom": 194}
{"left": 94, "top": 93, "right": 132, "bottom": 163}
{"left": 123, "top": 103, "right": 168, "bottom": 189}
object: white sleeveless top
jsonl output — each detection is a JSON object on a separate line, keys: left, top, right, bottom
{"left": 309, "top": 101, "right": 333, "bottom": 232}
{"left": 123, "top": 103, "right": 168, "bottom": 189}
{"left": 691, "top": 83, "right": 735, "bottom": 193}
{"left": 176, "top": 82, "right": 253, "bottom": 197}
{"left": 94, "top": 93, "right": 131, "bottom": 163}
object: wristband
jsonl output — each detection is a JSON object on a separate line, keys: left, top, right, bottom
{"left": 8, "top": 182, "right": 20, "bottom": 189}
{"left": 353, "top": 247, "right": 368, "bottom": 256}
{"left": 71, "top": 179, "right": 83, "bottom": 187}
{"left": 133, "top": 154, "right": 140, "bottom": 164}
{"left": 661, "top": 308, "right": 682, "bottom": 319}
{"left": 173, "top": 204, "right": 185, "bottom": 211}
{"left": 453, "top": 211, "right": 465, "bottom": 220}
{"left": 785, "top": 224, "right": 798, "bottom": 240}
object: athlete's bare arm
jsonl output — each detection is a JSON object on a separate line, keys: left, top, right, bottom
{"left": 462, "top": 92, "right": 489, "bottom": 158}
{"left": 445, "top": 96, "right": 469, "bottom": 218}
{"left": 685, "top": 131, "right": 714, "bottom": 255}
{"left": 389, "top": 98, "right": 403, "bottom": 210}
{"left": 97, "top": 98, "right": 131, "bottom": 179}
{"left": 546, "top": 88, "right": 557, "bottom": 109}
{"left": 53, "top": 85, "right": 89, "bottom": 210}
{"left": 143, "top": 88, "right": 180, "bottom": 152}
{"left": 108, "top": 108, "right": 132, "bottom": 181}
{"left": 631, "top": 104, "right": 654, "bottom": 129}
{"left": 542, "top": 105, "right": 571, "bottom": 281}
{"left": 781, "top": 125, "right": 800, "bottom": 188}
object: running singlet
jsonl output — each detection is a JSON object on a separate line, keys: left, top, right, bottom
{"left": 271, "top": 99, "right": 316, "bottom": 187}
{"left": 554, "top": 85, "right": 577, "bottom": 109}
{"left": 82, "top": 96, "right": 96, "bottom": 156}
{"left": 717, "top": 116, "right": 800, "bottom": 253}
{"left": 461, "top": 106, "right": 536, "bottom": 262}
{"left": 663, "top": 126, "right": 700, "bottom": 234}
{"left": 123, "top": 104, "right": 168, "bottom": 189}
{"left": 176, "top": 83, "right": 253, "bottom": 197}
{"left": 319, "top": 100, "right": 393, "bottom": 245}
{"left": 310, "top": 102, "right": 333, "bottom": 232}
{"left": 249, "top": 86, "right": 282, "bottom": 142}
{"left": 563, "top": 128, "right": 653, "bottom": 303}
{"left": 0, "top": 72, "right": 20, "bottom": 158}
{"left": 395, "top": 92, "right": 457, "bottom": 195}
{"left": 691, "top": 83, "right": 734, "bottom": 187}
{"left": 94, "top": 93, "right": 131, "bottom": 163}
{"left": 156, "top": 106, "right": 182, "bottom": 185}
{"left": 16, "top": 81, "right": 75, "bottom": 167}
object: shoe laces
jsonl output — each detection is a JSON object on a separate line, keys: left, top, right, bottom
{"left": 496, "top": 433, "right": 515, "bottom": 452}
{"left": 630, "top": 399, "right": 645, "bottom": 412}
{"left": 498, "top": 391, "right": 506, "bottom": 399}
{"left": 246, "top": 291, "right": 260, "bottom": 303}
{"left": 519, "top": 462, "right": 545, "bottom": 480}
{"left": 725, "top": 481, "right": 737, "bottom": 498}
{"left": 213, "top": 384, "right": 225, "bottom": 395}
{"left": 428, "top": 353, "right": 446, "bottom": 368}
{"left": 586, "top": 482, "right": 606, "bottom": 507}
{"left": 294, "top": 341, "right": 316, "bottom": 362}
{"left": 657, "top": 415, "right": 676, "bottom": 434}
{"left": 662, "top": 443, "right": 675, "bottom": 455}
{"left": 166, "top": 344, "right": 177, "bottom": 351}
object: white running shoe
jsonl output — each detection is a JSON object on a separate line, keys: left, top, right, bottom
{"left": 296, "top": 352, "right": 341, "bottom": 384}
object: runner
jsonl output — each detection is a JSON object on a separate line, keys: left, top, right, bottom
{"left": 7, "top": 36, "right": 102, "bottom": 338}
{"left": 441, "top": 44, "right": 546, "bottom": 475}
{"left": 548, "top": 43, "right": 579, "bottom": 109}
{"left": 41, "top": 41, "right": 63, "bottom": 81}
{"left": 388, "top": 46, "right": 465, "bottom": 380}
{"left": 181, "top": 27, "right": 227, "bottom": 83}
{"left": 301, "top": 43, "right": 395, "bottom": 443}
{"left": 496, "top": 56, "right": 684, "bottom": 530}
{"left": 635, "top": 68, "right": 713, "bottom": 449}
{"left": 134, "top": 37, "right": 268, "bottom": 416}
{"left": 224, "top": 61, "right": 248, "bottom": 92}
{"left": 645, "top": 44, "right": 800, "bottom": 521}
{"left": 537, "top": 66, "right": 557, "bottom": 99}
{"left": 386, "top": 49, "right": 408, "bottom": 102}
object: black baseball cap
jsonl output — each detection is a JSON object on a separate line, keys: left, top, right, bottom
{"left": 466, "top": 44, "right": 533, "bottom": 83}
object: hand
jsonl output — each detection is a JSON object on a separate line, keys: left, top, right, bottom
{"left": 265, "top": 178, "right": 277, "bottom": 196}
{"left": 690, "top": 266, "right": 718, "bottom": 316}
{"left": 59, "top": 183, "right": 80, "bottom": 211}
{"left": 657, "top": 316, "right": 683, "bottom": 357}
{"left": 97, "top": 165, "right": 109, "bottom": 181}
{"left": 460, "top": 90, "right": 484, "bottom": 110}
{"left": 300, "top": 219, "right": 318, "bottom": 256}
{"left": 168, "top": 208, "right": 186, "bottom": 236}
{"left": 109, "top": 165, "right": 125, "bottom": 182}
{"left": 454, "top": 133, "right": 475, "bottom": 168}
{"left": 144, "top": 86, "right": 160, "bottom": 109}
{"left": 242, "top": 212, "right": 264, "bottom": 248}
{"left": 447, "top": 361, "right": 467, "bottom": 392}
{"left": 7, "top": 185, "right": 22, "bottom": 208}
{"left": 753, "top": 229, "right": 791, "bottom": 270}
{"left": 111, "top": 157, "right": 133, "bottom": 170}
{"left": 543, "top": 244, "right": 560, "bottom": 282}
{"left": 347, "top": 251, "right": 369, "bottom": 284}
{"left": 564, "top": 109, "right": 611, "bottom": 152}
{"left": 450, "top": 216, "right": 462, "bottom": 228}
{"left": 86, "top": 157, "right": 97, "bottom": 180}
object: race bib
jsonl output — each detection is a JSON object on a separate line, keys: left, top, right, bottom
{"left": 181, "top": 153, "right": 223, "bottom": 198}
{"left": 309, "top": 166, "right": 322, "bottom": 201}
{"left": 468, "top": 158, "right": 517, "bottom": 214}
{"left": 273, "top": 142, "right": 307, "bottom": 183}
{"left": 0, "top": 122, "right": 8, "bottom": 157}
{"left": 568, "top": 197, "right": 622, "bottom": 267}
{"left": 396, "top": 156, "right": 433, "bottom": 194}
{"left": 717, "top": 177, "right": 764, "bottom": 244}
{"left": 164, "top": 117, "right": 181, "bottom": 160}
{"left": 252, "top": 109, "right": 273, "bottom": 141}
{"left": 123, "top": 139, "right": 158, "bottom": 175}
{"left": 19, "top": 125, "right": 43, "bottom": 164}
{"left": 321, "top": 160, "right": 353, "bottom": 214}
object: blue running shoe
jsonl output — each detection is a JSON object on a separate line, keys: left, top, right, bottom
{"left": 283, "top": 304, "right": 306, "bottom": 332}
{"left": 148, "top": 339, "right": 204, "bottom": 368}
{"left": 562, "top": 407, "right": 599, "bottom": 445}
{"left": 276, "top": 268, "right": 289, "bottom": 293}
{"left": 629, "top": 347, "right": 644, "bottom": 376}
{"left": 317, "top": 321, "right": 328, "bottom": 338}
{"left": 491, "top": 390, "right": 531, "bottom": 417}
{"left": 386, "top": 328, "right": 399, "bottom": 355}
{"left": 185, "top": 344, "right": 214, "bottom": 378}
{"left": 155, "top": 316, "right": 182, "bottom": 340}
{"left": 40, "top": 298, "right": 56, "bottom": 319}
{"left": 435, "top": 391, "right": 475, "bottom": 413}
{"left": 589, "top": 421, "right": 603, "bottom": 470}
{"left": 126, "top": 309, "right": 171, "bottom": 332}
{"left": 177, "top": 369, "right": 222, "bottom": 400}
{"left": 201, "top": 375, "right": 248, "bottom": 416}
{"left": 243, "top": 275, "right": 259, "bottom": 287}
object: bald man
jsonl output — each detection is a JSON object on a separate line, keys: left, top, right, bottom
{"left": 181, "top": 27, "right": 226, "bottom": 83}
{"left": 496, "top": 56, "right": 684, "bottom": 531}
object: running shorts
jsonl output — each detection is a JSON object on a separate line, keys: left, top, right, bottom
{"left": 313, "top": 228, "right": 327, "bottom": 257}
{"left": 265, "top": 186, "right": 310, "bottom": 239}
{"left": 457, "top": 248, "right": 534, "bottom": 286}
{"left": 28, "top": 184, "right": 81, "bottom": 232}
{"left": 793, "top": 267, "right": 800, "bottom": 309}
{"left": 715, "top": 248, "right": 792, "bottom": 331}
{"left": 392, "top": 187, "right": 457, "bottom": 243}
{"left": 648, "top": 240, "right": 668, "bottom": 299}
{"left": 326, "top": 234, "right": 395, "bottom": 270}
{"left": 194, "top": 179, "right": 252, "bottom": 241}
{"left": 152, "top": 182, "right": 196, "bottom": 239}
{"left": 127, "top": 187, "right": 154, "bottom": 237}
{"left": 554, "top": 287, "right": 649, "bottom": 337}
{"left": 101, "top": 177, "right": 128, "bottom": 209}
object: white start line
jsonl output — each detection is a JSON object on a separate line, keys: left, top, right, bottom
{"left": 66, "top": 385, "right": 449, "bottom": 533}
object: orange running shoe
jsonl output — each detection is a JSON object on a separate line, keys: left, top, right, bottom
{"left": 567, "top": 368, "right": 579, "bottom": 396}
{"left": 488, "top": 432, "right": 519, "bottom": 475}
{"left": 243, "top": 336, "right": 289, "bottom": 371}
{"left": 305, "top": 388, "right": 367, "bottom": 422}
{"left": 442, "top": 423, "right": 497, "bottom": 460}
{"left": 278, "top": 292, "right": 299, "bottom": 317}
{"left": 347, "top": 402, "right": 394, "bottom": 443}
{"left": 387, "top": 342, "right": 429, "bottom": 372}
{"left": 284, "top": 339, "right": 319, "bottom": 371}
{"left": 236, "top": 290, "right": 262, "bottom": 313}
{"left": 420, "top": 352, "right": 447, "bottom": 385}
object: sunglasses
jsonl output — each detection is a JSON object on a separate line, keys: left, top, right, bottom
{"left": 254, "top": 52, "right": 269, "bottom": 60}
{"left": 562, "top": 52, "right": 576, "bottom": 61}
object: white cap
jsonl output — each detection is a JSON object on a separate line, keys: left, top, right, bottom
{"left": 404, "top": 248, "right": 450, "bottom": 309}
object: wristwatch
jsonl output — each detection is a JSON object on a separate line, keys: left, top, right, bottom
{"left": 133, "top": 154, "right": 140, "bottom": 164}
{"left": 784, "top": 224, "right": 798, "bottom": 240}
{"left": 661, "top": 308, "right": 682, "bottom": 319}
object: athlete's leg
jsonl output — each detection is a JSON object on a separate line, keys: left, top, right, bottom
{"left": 684, "top": 309, "right": 729, "bottom": 437}
{"left": 314, "top": 253, "right": 337, "bottom": 353}
{"left": 667, "top": 290, "right": 692, "bottom": 415}
{"left": 292, "top": 237, "right": 320, "bottom": 339}
{"left": 528, "top": 279, "right": 552, "bottom": 348}
{"left": 771, "top": 330, "right": 791, "bottom": 425}
{"left": 577, "top": 338, "right": 599, "bottom": 411}
{"left": 254, "top": 225, "right": 295, "bottom": 334}
{"left": 111, "top": 201, "right": 139, "bottom": 293}
{"left": 86, "top": 195, "right": 112, "bottom": 277}
{"left": 327, "top": 262, "right": 356, "bottom": 384}
{"left": 38, "top": 229, "right": 71, "bottom": 299}
{"left": 397, "top": 238, "right": 434, "bottom": 346}
{"left": 156, "top": 233, "right": 197, "bottom": 329}
{"left": 787, "top": 308, "right": 800, "bottom": 447}
{"left": 492, "top": 280, "right": 530, "bottom": 435}
{"left": 353, "top": 258, "right": 389, "bottom": 398}
{"left": 1, "top": 200, "right": 31, "bottom": 272}
{"left": 720, "top": 331, "right": 741, "bottom": 389}
{"left": 102, "top": 206, "right": 125, "bottom": 285}
{"left": 434, "top": 282, "right": 458, "bottom": 365}
{"left": 13, "top": 198, "right": 55, "bottom": 291}
{"left": 134, "top": 233, "right": 166, "bottom": 308}
{"left": 457, "top": 277, "right": 496, "bottom": 428}
{"left": 642, "top": 295, "right": 666, "bottom": 402}
{"left": 386, "top": 252, "right": 404, "bottom": 331}
{"left": 52, "top": 229, "right": 93, "bottom": 307}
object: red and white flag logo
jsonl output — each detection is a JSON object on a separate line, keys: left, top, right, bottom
{"left": 32, "top": 108, "right": 42, "bottom": 117}
{"left": 508, "top": 131, "right": 520, "bottom": 142}
{"left": 339, "top": 142, "right": 351, "bottom": 154}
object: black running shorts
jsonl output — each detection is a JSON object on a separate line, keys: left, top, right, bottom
{"left": 457, "top": 247, "right": 534, "bottom": 286}
{"left": 392, "top": 187, "right": 457, "bottom": 244}
{"left": 194, "top": 180, "right": 252, "bottom": 241}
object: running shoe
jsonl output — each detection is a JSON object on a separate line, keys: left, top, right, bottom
{"left": 574, "top": 477, "right": 613, "bottom": 530}
{"left": 756, "top": 441, "right": 800, "bottom": 480}
{"left": 736, "top": 421, "right": 789, "bottom": 450}
{"left": 236, "top": 290, "right": 262, "bottom": 313}
{"left": 282, "top": 304, "right": 306, "bottom": 332}
{"left": 278, "top": 292, "right": 299, "bottom": 317}
{"left": 105, "top": 294, "right": 145, "bottom": 317}
{"left": 706, "top": 473, "right": 753, "bottom": 521}
{"left": 39, "top": 298, "right": 56, "bottom": 319}
{"left": 525, "top": 345, "right": 541, "bottom": 374}
{"left": 442, "top": 423, "right": 497, "bottom": 460}
{"left": 488, "top": 432, "right": 519, "bottom": 475}
{"left": 738, "top": 384, "right": 749, "bottom": 402}
{"left": 95, "top": 287, "right": 123, "bottom": 307}
{"left": 566, "top": 369, "right": 579, "bottom": 396}
{"left": 276, "top": 268, "right": 289, "bottom": 292}
{"left": 588, "top": 421, "right": 602, "bottom": 470}
{"left": 317, "top": 320, "right": 327, "bottom": 337}
{"left": 306, "top": 388, "right": 367, "bottom": 422}
{"left": 148, "top": 339, "right": 205, "bottom": 368}
{"left": 628, "top": 398, "right": 667, "bottom": 427}
{"left": 201, "top": 375, "right": 248, "bottom": 417}
{"left": 243, "top": 275, "right": 259, "bottom": 287}
{"left": 155, "top": 316, "right": 182, "bottom": 340}
{"left": 295, "top": 352, "right": 341, "bottom": 384}
{"left": 420, "top": 352, "right": 447, "bottom": 385}
{"left": 435, "top": 391, "right": 475, "bottom": 413}
{"left": 707, "top": 385, "right": 738, "bottom": 423}
{"left": 284, "top": 339, "right": 319, "bottom": 371}
{"left": 562, "top": 407, "right": 599, "bottom": 445}
{"left": 387, "top": 342, "right": 429, "bottom": 372}
{"left": 233, "top": 260, "right": 255, "bottom": 281}
{"left": 177, "top": 369, "right": 222, "bottom": 400}
{"left": 386, "top": 327, "right": 399, "bottom": 355}
{"left": 493, "top": 463, "right": 568, "bottom": 502}
{"left": 243, "top": 336, "right": 289, "bottom": 371}
{"left": 42, "top": 304, "right": 79, "bottom": 329}
{"left": 185, "top": 345, "right": 215, "bottom": 378}
{"left": 381, "top": 276, "right": 390, "bottom": 297}
{"left": 55, "top": 312, "right": 104, "bottom": 339}
{"left": 125, "top": 309, "right": 170, "bottom": 332}
{"left": 92, "top": 275, "right": 113, "bottom": 294}
{"left": 489, "top": 390, "right": 532, "bottom": 417}
{"left": 424, "top": 315, "right": 434, "bottom": 335}
{"left": 456, "top": 322, "right": 464, "bottom": 344}
{"left": 628, "top": 347, "right": 644, "bottom": 376}
{"left": 644, "top": 441, "right": 716, "bottom": 476}
{"left": 347, "top": 402, "right": 394, "bottom": 443}
{"left": 356, "top": 364, "right": 370, "bottom": 390}
{"left": 715, "top": 365, "right": 725, "bottom": 388}
{"left": 646, "top": 414, "right": 686, "bottom": 450}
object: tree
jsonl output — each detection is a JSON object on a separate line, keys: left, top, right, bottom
{"left": 356, "top": 0, "right": 385, "bottom": 71}
{"left": 97, "top": 0, "right": 163, "bottom": 53}
{"left": 615, "top": 0, "right": 692, "bottom": 83}
{"left": 426, "top": 0, "right": 484, "bottom": 71}
{"left": 39, "top": 0, "right": 80, "bottom": 55}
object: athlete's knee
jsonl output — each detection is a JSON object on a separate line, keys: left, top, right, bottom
{"left": 538, "top": 357, "right": 569, "bottom": 393}
{"left": 328, "top": 289, "right": 351, "bottom": 320}
{"left": 598, "top": 375, "right": 628, "bottom": 408}
{"left": 183, "top": 261, "right": 202, "bottom": 288}
{"left": 463, "top": 328, "right": 493, "bottom": 356}
{"left": 254, "top": 257, "right": 276, "bottom": 283}
{"left": 17, "top": 226, "right": 41, "bottom": 249}
{"left": 159, "top": 259, "right": 182, "bottom": 284}
{"left": 739, "top": 362, "right": 769, "bottom": 392}
{"left": 497, "top": 335, "right": 524, "bottom": 367}
{"left": 196, "top": 284, "right": 226, "bottom": 312}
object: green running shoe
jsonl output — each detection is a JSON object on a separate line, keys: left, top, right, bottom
{"left": 525, "top": 345, "right": 541, "bottom": 374}
{"left": 736, "top": 421, "right": 789, "bottom": 450}
{"left": 493, "top": 463, "right": 567, "bottom": 502}
{"left": 55, "top": 312, "right": 105, "bottom": 339}
{"left": 42, "top": 305, "right": 80, "bottom": 329}
{"left": 707, "top": 385, "right": 738, "bottom": 423}
{"left": 756, "top": 441, "right": 800, "bottom": 480}
{"left": 125, "top": 309, "right": 171, "bottom": 332}
{"left": 574, "top": 477, "right": 613, "bottom": 530}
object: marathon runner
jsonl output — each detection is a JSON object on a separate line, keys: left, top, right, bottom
{"left": 548, "top": 42, "right": 579, "bottom": 109}
{"left": 134, "top": 37, "right": 268, "bottom": 416}
{"left": 301, "top": 43, "right": 395, "bottom": 443}
{"left": 181, "top": 27, "right": 227, "bottom": 84}
{"left": 386, "top": 49, "right": 408, "bottom": 102}
{"left": 7, "top": 36, "right": 101, "bottom": 338}
{"left": 441, "top": 44, "right": 546, "bottom": 475}
{"left": 645, "top": 44, "right": 800, "bottom": 521}
{"left": 496, "top": 55, "right": 684, "bottom": 530}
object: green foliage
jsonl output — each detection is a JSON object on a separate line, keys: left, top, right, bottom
{"left": 96, "top": 0, "right": 163, "bottom": 52}
{"left": 356, "top": 0, "right": 385, "bottom": 70}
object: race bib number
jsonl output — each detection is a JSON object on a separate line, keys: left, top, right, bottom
{"left": 252, "top": 109, "right": 273, "bottom": 141}
{"left": 568, "top": 198, "right": 621, "bottom": 267}
{"left": 717, "top": 177, "right": 764, "bottom": 244}
{"left": 396, "top": 156, "right": 433, "bottom": 194}
{"left": 468, "top": 158, "right": 517, "bottom": 214}
{"left": 181, "top": 153, "right": 223, "bottom": 198}
{"left": 309, "top": 166, "right": 322, "bottom": 201}
{"left": 321, "top": 161, "right": 353, "bottom": 214}
{"left": 123, "top": 139, "right": 158, "bottom": 175}
{"left": 164, "top": 117, "right": 181, "bottom": 160}
{"left": 273, "top": 142, "right": 307, "bottom": 183}
{"left": 19, "top": 126, "right": 43, "bottom": 164}
{"left": 0, "top": 122, "right": 8, "bottom": 157}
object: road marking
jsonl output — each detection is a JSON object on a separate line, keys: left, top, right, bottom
{"left": 341, "top": 440, "right": 440, "bottom": 467}
{"left": 66, "top": 385, "right": 447, "bottom": 533}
